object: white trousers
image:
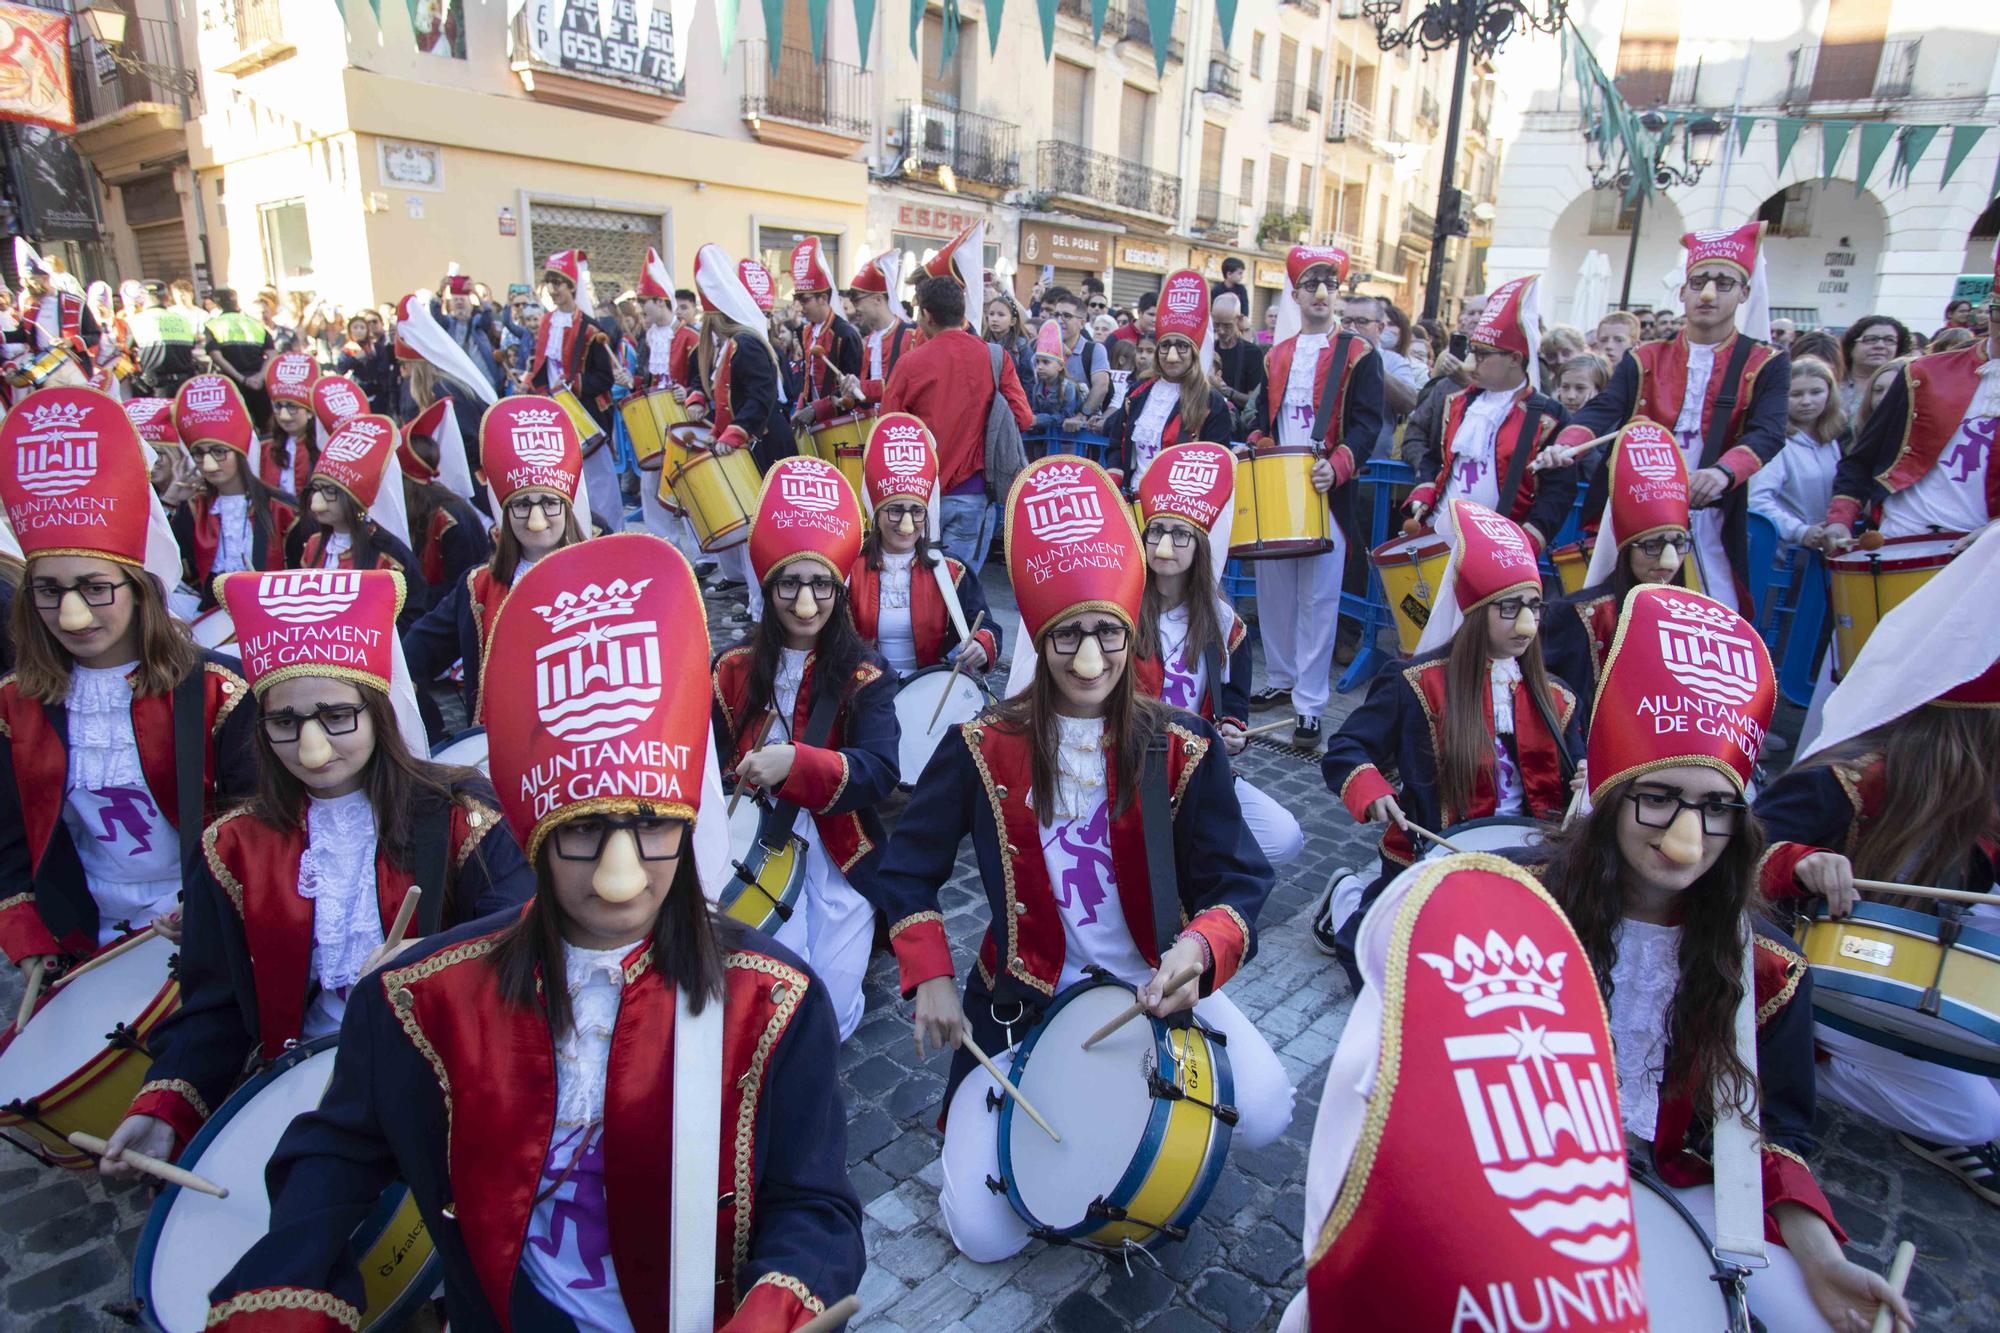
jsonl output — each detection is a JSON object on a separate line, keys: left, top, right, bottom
{"left": 1690, "top": 508, "right": 1737, "bottom": 612}
{"left": 1237, "top": 777, "right": 1305, "bottom": 867}
{"left": 1816, "top": 1024, "right": 2000, "bottom": 1148}
{"left": 581, "top": 442, "right": 624, "bottom": 533}
{"left": 1254, "top": 530, "right": 1346, "bottom": 719}
{"left": 938, "top": 991, "right": 1294, "bottom": 1263}
{"left": 638, "top": 475, "right": 705, "bottom": 567}
{"left": 769, "top": 823, "right": 874, "bottom": 1042}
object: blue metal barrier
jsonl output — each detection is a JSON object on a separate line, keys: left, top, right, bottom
{"left": 1336, "top": 458, "right": 1416, "bottom": 692}
{"left": 1538, "top": 490, "right": 1590, "bottom": 580}
{"left": 1746, "top": 513, "right": 1828, "bottom": 708}
{"left": 1025, "top": 427, "right": 1114, "bottom": 468}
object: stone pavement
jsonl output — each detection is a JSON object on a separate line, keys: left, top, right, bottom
{"left": 1, "top": 561, "right": 1996, "bottom": 1330}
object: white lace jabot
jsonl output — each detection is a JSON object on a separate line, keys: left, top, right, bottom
{"left": 300, "top": 790, "right": 383, "bottom": 994}
{"left": 1609, "top": 918, "right": 1682, "bottom": 1139}
{"left": 1048, "top": 714, "right": 1108, "bottom": 824}
{"left": 1488, "top": 656, "right": 1523, "bottom": 735}
{"left": 65, "top": 663, "right": 142, "bottom": 793}
{"left": 555, "top": 942, "right": 630, "bottom": 1127}
{"left": 321, "top": 530, "right": 354, "bottom": 569}
{"left": 879, "top": 551, "right": 914, "bottom": 609}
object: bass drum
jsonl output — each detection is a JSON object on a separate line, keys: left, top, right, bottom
{"left": 1630, "top": 1171, "right": 1744, "bottom": 1332}
{"left": 430, "top": 725, "right": 490, "bottom": 774}
{"left": 1417, "top": 816, "right": 1550, "bottom": 863}
{"left": 892, "top": 665, "right": 990, "bottom": 789}
{"left": 721, "top": 796, "right": 807, "bottom": 936}
{"left": 188, "top": 606, "right": 236, "bottom": 652}
{"left": 131, "top": 1036, "right": 440, "bottom": 1332}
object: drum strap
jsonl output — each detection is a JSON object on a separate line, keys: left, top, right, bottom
{"left": 1495, "top": 402, "right": 1546, "bottom": 527}
{"left": 1139, "top": 732, "right": 1182, "bottom": 969}
{"left": 1710, "top": 926, "right": 1767, "bottom": 1267}
{"left": 927, "top": 551, "right": 972, "bottom": 643}
{"left": 1201, "top": 645, "right": 1227, "bottom": 726}
{"left": 412, "top": 795, "right": 451, "bottom": 932}
{"left": 668, "top": 978, "right": 723, "bottom": 1333}
{"left": 173, "top": 665, "right": 205, "bottom": 874}
{"left": 1702, "top": 335, "right": 1759, "bottom": 467}
{"left": 1308, "top": 332, "right": 1358, "bottom": 460}
{"left": 1521, "top": 676, "right": 1575, "bottom": 791}
{"left": 758, "top": 687, "right": 842, "bottom": 845}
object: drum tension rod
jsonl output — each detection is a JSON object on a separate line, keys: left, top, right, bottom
{"left": 107, "top": 1021, "right": 153, "bottom": 1056}
{"left": 1920, "top": 918, "right": 1961, "bottom": 1018}
{"left": 1143, "top": 1070, "right": 1241, "bottom": 1126}
{"left": 1083, "top": 1198, "right": 1189, "bottom": 1243}
{"left": 983, "top": 1173, "right": 1009, "bottom": 1196}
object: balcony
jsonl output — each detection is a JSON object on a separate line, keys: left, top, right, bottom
{"left": 1203, "top": 56, "right": 1243, "bottom": 101}
{"left": 1305, "top": 86, "right": 1324, "bottom": 113}
{"left": 510, "top": 9, "right": 685, "bottom": 120}
{"left": 70, "top": 19, "right": 195, "bottom": 180}
{"left": 1037, "top": 141, "right": 1180, "bottom": 220}
{"left": 1119, "top": 4, "right": 1185, "bottom": 62}
{"left": 1055, "top": 0, "right": 1093, "bottom": 25}
{"left": 214, "top": 0, "right": 294, "bottom": 74}
{"left": 1193, "top": 189, "right": 1244, "bottom": 240}
{"left": 1403, "top": 203, "right": 1435, "bottom": 246}
{"left": 904, "top": 101, "right": 1021, "bottom": 191}
{"left": 1316, "top": 230, "right": 1362, "bottom": 257}
{"left": 1378, "top": 240, "right": 1403, "bottom": 276}
{"left": 741, "top": 40, "right": 871, "bottom": 156}
{"left": 1270, "top": 80, "right": 1308, "bottom": 129}
{"left": 1324, "top": 99, "right": 1375, "bottom": 145}
{"left": 1784, "top": 37, "right": 1918, "bottom": 106}
{"left": 1279, "top": 0, "right": 1321, "bottom": 15}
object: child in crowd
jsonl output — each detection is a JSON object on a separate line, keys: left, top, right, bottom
{"left": 1554, "top": 353, "right": 1609, "bottom": 415}
{"left": 1025, "top": 321, "right": 1083, "bottom": 432}
{"left": 1105, "top": 337, "right": 1137, "bottom": 417}
{"left": 1750, "top": 356, "right": 1847, "bottom": 553}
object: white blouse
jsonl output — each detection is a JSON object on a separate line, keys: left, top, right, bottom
{"left": 213, "top": 493, "right": 254, "bottom": 574}
{"left": 299, "top": 790, "right": 383, "bottom": 1026}
{"left": 1131, "top": 384, "right": 1180, "bottom": 481}
{"left": 1488, "top": 657, "right": 1525, "bottom": 817}
{"left": 1037, "top": 714, "right": 1149, "bottom": 990}
{"left": 1608, "top": 918, "right": 1682, "bottom": 1139}
{"left": 62, "top": 663, "right": 180, "bottom": 941}
{"left": 320, "top": 530, "right": 353, "bottom": 570}
{"left": 875, "top": 552, "right": 918, "bottom": 676}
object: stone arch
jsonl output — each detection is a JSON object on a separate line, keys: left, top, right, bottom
{"left": 1536, "top": 186, "right": 1689, "bottom": 321}
{"left": 1748, "top": 181, "right": 1888, "bottom": 331}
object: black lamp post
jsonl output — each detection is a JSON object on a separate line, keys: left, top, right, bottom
{"left": 78, "top": 5, "right": 201, "bottom": 99}
{"left": 1587, "top": 110, "right": 1724, "bottom": 309}
{"left": 1345, "top": 0, "right": 1568, "bottom": 320}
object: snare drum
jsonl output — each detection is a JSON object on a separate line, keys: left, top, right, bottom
{"left": 1371, "top": 532, "right": 1451, "bottom": 653}
{"left": 668, "top": 442, "right": 761, "bottom": 551}
{"left": 6, "top": 346, "right": 86, "bottom": 392}
{"left": 809, "top": 412, "right": 874, "bottom": 503}
{"left": 429, "top": 725, "right": 490, "bottom": 775}
{"left": 620, "top": 387, "right": 689, "bottom": 471}
{"left": 1228, "top": 448, "right": 1332, "bottom": 560}
{"left": 1417, "top": 815, "right": 1549, "bottom": 863}
{"left": 1630, "top": 1171, "right": 1745, "bottom": 1332}
{"left": 721, "top": 797, "right": 807, "bottom": 935}
{"left": 1827, "top": 534, "right": 1962, "bottom": 676}
{"left": 1794, "top": 901, "right": 2000, "bottom": 1076}
{"left": 188, "top": 606, "right": 236, "bottom": 651}
{"left": 1550, "top": 539, "right": 1590, "bottom": 595}
{"left": 893, "top": 665, "right": 990, "bottom": 788}
{"left": 552, "top": 387, "right": 606, "bottom": 454}
{"left": 0, "top": 933, "right": 180, "bottom": 1167}
{"left": 996, "top": 980, "right": 1234, "bottom": 1249}
{"left": 130, "top": 1036, "right": 440, "bottom": 1332}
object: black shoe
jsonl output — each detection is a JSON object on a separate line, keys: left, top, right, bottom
{"left": 1312, "top": 876, "right": 1348, "bottom": 955}
{"left": 1251, "top": 686, "right": 1291, "bottom": 709}
{"left": 1292, "top": 715, "right": 1321, "bottom": 748}
{"left": 1899, "top": 1133, "right": 2000, "bottom": 1207}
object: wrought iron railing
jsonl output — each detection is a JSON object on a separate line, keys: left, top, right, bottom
{"left": 905, "top": 101, "right": 1021, "bottom": 188}
{"left": 73, "top": 17, "right": 196, "bottom": 118}
{"left": 1324, "top": 99, "right": 1374, "bottom": 143}
{"left": 1305, "top": 86, "right": 1323, "bottom": 113}
{"left": 740, "top": 40, "right": 872, "bottom": 137}
{"left": 1377, "top": 239, "right": 1401, "bottom": 274}
{"left": 1271, "top": 79, "right": 1307, "bottom": 128}
{"left": 1037, "top": 141, "right": 1180, "bottom": 218}
{"left": 1784, "top": 36, "right": 1919, "bottom": 105}
{"left": 1404, "top": 203, "right": 1435, "bottom": 242}
{"left": 1204, "top": 55, "right": 1243, "bottom": 100}
{"left": 1279, "top": 0, "right": 1320, "bottom": 14}
{"left": 1193, "top": 189, "right": 1243, "bottom": 238}
{"left": 1315, "top": 230, "right": 1362, "bottom": 256}
{"left": 1055, "top": 0, "right": 1093, "bottom": 24}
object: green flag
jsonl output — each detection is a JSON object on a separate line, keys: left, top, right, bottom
{"left": 763, "top": 0, "right": 786, "bottom": 66}
{"left": 852, "top": 0, "right": 876, "bottom": 68}
{"left": 939, "top": 0, "right": 959, "bottom": 66}
{"left": 717, "top": 0, "right": 742, "bottom": 64}
{"left": 1145, "top": 0, "right": 1174, "bottom": 77}
{"left": 1820, "top": 120, "right": 1853, "bottom": 181}
{"left": 986, "top": 0, "right": 1004, "bottom": 54}
{"left": 1940, "top": 124, "right": 1989, "bottom": 188}
{"left": 1891, "top": 124, "right": 1940, "bottom": 187}
{"left": 1216, "top": 0, "right": 1237, "bottom": 49}
{"left": 1773, "top": 118, "right": 1804, "bottom": 176}
{"left": 1090, "top": 0, "right": 1110, "bottom": 41}
{"left": 1854, "top": 122, "right": 1896, "bottom": 195}
{"left": 1734, "top": 114, "right": 1756, "bottom": 155}
{"left": 807, "top": 0, "right": 831, "bottom": 61}
{"left": 1033, "top": 0, "right": 1057, "bottom": 58}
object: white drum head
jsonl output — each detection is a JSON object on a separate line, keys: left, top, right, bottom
{"left": 429, "top": 728, "right": 489, "bottom": 774}
{"left": 1631, "top": 1176, "right": 1729, "bottom": 1332}
{"left": 146, "top": 1048, "right": 340, "bottom": 1333}
{"left": 0, "top": 935, "right": 174, "bottom": 1103}
{"left": 190, "top": 607, "right": 236, "bottom": 651}
{"left": 1006, "top": 985, "right": 1157, "bottom": 1228}
{"left": 1419, "top": 818, "right": 1548, "bottom": 862}
{"left": 893, "top": 669, "right": 988, "bottom": 788}
{"left": 728, "top": 796, "right": 764, "bottom": 858}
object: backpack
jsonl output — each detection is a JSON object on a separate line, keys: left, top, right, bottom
{"left": 984, "top": 343, "right": 1027, "bottom": 502}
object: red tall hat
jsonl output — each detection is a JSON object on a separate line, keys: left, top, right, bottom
{"left": 1681, "top": 221, "right": 1764, "bottom": 281}
{"left": 399, "top": 399, "right": 451, "bottom": 483}
{"left": 1468, "top": 274, "right": 1540, "bottom": 382}
{"left": 1584, "top": 419, "right": 1691, "bottom": 588}
{"left": 311, "top": 375, "right": 370, "bottom": 433}
{"left": 923, "top": 221, "right": 984, "bottom": 293}
{"left": 218, "top": 568, "right": 406, "bottom": 697}
{"left": 313, "top": 414, "right": 399, "bottom": 510}
{"left": 738, "top": 260, "right": 776, "bottom": 312}
{"left": 1286, "top": 244, "right": 1350, "bottom": 289}
{"left": 173, "top": 375, "right": 255, "bottom": 456}
{"left": 1, "top": 387, "right": 154, "bottom": 569}
{"left": 123, "top": 397, "right": 178, "bottom": 448}
{"left": 749, "top": 455, "right": 863, "bottom": 586}
{"left": 543, "top": 249, "right": 585, "bottom": 287}
{"left": 1588, "top": 585, "right": 1774, "bottom": 800}
{"left": 636, "top": 246, "right": 674, "bottom": 301}
{"left": 266, "top": 351, "right": 320, "bottom": 406}
{"left": 849, "top": 251, "right": 900, "bottom": 296}
{"left": 1137, "top": 441, "right": 1233, "bottom": 534}
{"left": 484, "top": 534, "right": 711, "bottom": 858}
{"left": 1153, "top": 270, "right": 1210, "bottom": 348}
{"left": 392, "top": 293, "right": 431, "bottom": 362}
{"left": 1005, "top": 455, "right": 1144, "bottom": 644}
{"left": 789, "top": 237, "right": 837, "bottom": 295}
{"left": 480, "top": 396, "right": 583, "bottom": 506}
{"left": 1304, "top": 856, "right": 1641, "bottom": 1332}
{"left": 1415, "top": 501, "right": 1544, "bottom": 655}
{"left": 861, "top": 413, "right": 937, "bottom": 511}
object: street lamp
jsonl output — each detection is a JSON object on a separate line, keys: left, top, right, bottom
{"left": 78, "top": 5, "right": 200, "bottom": 99}
{"left": 1587, "top": 110, "right": 1724, "bottom": 307}
{"left": 1353, "top": 0, "right": 1569, "bottom": 319}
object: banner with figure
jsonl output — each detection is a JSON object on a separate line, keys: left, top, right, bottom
{"left": 0, "top": 2, "right": 73, "bottom": 133}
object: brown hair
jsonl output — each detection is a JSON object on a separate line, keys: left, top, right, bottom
{"left": 1558, "top": 354, "right": 1610, "bottom": 392}
{"left": 491, "top": 498, "right": 585, "bottom": 585}
{"left": 1543, "top": 776, "right": 1766, "bottom": 1120}
{"left": 1136, "top": 532, "right": 1223, "bottom": 679}
{"left": 10, "top": 564, "right": 198, "bottom": 704}
{"left": 1853, "top": 354, "right": 1918, "bottom": 440}
{"left": 698, "top": 311, "right": 777, "bottom": 396}
{"left": 1435, "top": 611, "right": 1564, "bottom": 818}
{"left": 1785, "top": 357, "right": 1847, "bottom": 444}
{"left": 1158, "top": 337, "right": 1211, "bottom": 440}
{"left": 989, "top": 644, "right": 1167, "bottom": 825}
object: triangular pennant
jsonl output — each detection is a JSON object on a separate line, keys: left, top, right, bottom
{"left": 1854, "top": 122, "right": 1896, "bottom": 195}
{"left": 1820, "top": 120, "right": 1853, "bottom": 181}
{"left": 939, "top": 0, "right": 959, "bottom": 67}
{"left": 1774, "top": 118, "right": 1804, "bottom": 175}
{"left": 908, "top": 0, "right": 923, "bottom": 55}
{"left": 1891, "top": 124, "right": 1940, "bottom": 187}
{"left": 1033, "top": 0, "right": 1057, "bottom": 57}
{"left": 1940, "top": 123, "right": 1989, "bottom": 189}
{"left": 716, "top": 0, "right": 742, "bottom": 64}
{"left": 1734, "top": 114, "right": 1756, "bottom": 155}
{"left": 852, "top": 0, "right": 875, "bottom": 67}
{"left": 1145, "top": 0, "right": 1173, "bottom": 77}
{"left": 1215, "top": 0, "right": 1237, "bottom": 49}
{"left": 986, "top": 0, "right": 1004, "bottom": 54}
{"left": 807, "top": 0, "right": 830, "bottom": 61}
{"left": 1090, "top": 0, "right": 1109, "bottom": 41}
{"left": 762, "top": 0, "right": 785, "bottom": 67}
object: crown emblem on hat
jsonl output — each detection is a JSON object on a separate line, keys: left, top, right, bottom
{"left": 1030, "top": 461, "right": 1086, "bottom": 491}
{"left": 1417, "top": 930, "right": 1567, "bottom": 1017}
{"left": 1466, "top": 509, "right": 1529, "bottom": 553}
{"left": 882, "top": 438, "right": 928, "bottom": 474}
{"left": 257, "top": 570, "right": 364, "bottom": 624}
{"left": 325, "top": 421, "right": 386, "bottom": 464}
{"left": 274, "top": 358, "right": 311, "bottom": 384}
{"left": 24, "top": 400, "right": 90, "bottom": 432}
{"left": 535, "top": 577, "right": 651, "bottom": 633}
{"left": 781, "top": 464, "right": 842, "bottom": 513}
{"left": 1654, "top": 596, "right": 1762, "bottom": 708}
{"left": 1628, "top": 441, "right": 1681, "bottom": 483}
{"left": 1164, "top": 284, "right": 1202, "bottom": 315}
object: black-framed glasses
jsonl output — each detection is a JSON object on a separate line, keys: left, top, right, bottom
{"left": 551, "top": 813, "right": 688, "bottom": 862}
{"left": 1623, "top": 787, "right": 1746, "bottom": 835}
{"left": 1854, "top": 333, "right": 1900, "bottom": 347}
{"left": 1633, "top": 533, "right": 1692, "bottom": 558}
{"left": 508, "top": 494, "right": 567, "bottom": 520}
{"left": 1339, "top": 313, "right": 1379, "bottom": 328}
{"left": 305, "top": 482, "right": 346, "bottom": 506}
{"left": 773, "top": 574, "right": 838, "bottom": 602}
{"left": 1047, "top": 622, "right": 1129, "bottom": 655}
{"left": 1491, "top": 596, "right": 1545, "bottom": 620}
{"left": 29, "top": 576, "right": 132, "bottom": 609}
{"left": 1143, "top": 523, "right": 1197, "bottom": 549}
{"left": 1689, "top": 276, "right": 1742, "bottom": 294}
{"left": 1057, "top": 308, "right": 1083, "bottom": 322}
{"left": 189, "top": 444, "right": 236, "bottom": 464}
{"left": 1299, "top": 278, "right": 1340, "bottom": 294}
{"left": 261, "top": 703, "right": 363, "bottom": 743}
{"left": 879, "top": 503, "right": 926, "bottom": 525}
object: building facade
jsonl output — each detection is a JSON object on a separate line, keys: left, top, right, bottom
{"left": 1486, "top": 0, "right": 2000, "bottom": 333}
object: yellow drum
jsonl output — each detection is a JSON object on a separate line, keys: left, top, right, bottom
{"left": 1229, "top": 447, "right": 1333, "bottom": 560}
{"left": 722, "top": 797, "right": 806, "bottom": 935}
{"left": 0, "top": 933, "right": 180, "bottom": 1167}
{"left": 1371, "top": 531, "right": 1451, "bottom": 653}
{"left": 652, "top": 424, "right": 713, "bottom": 517}
{"left": 5, "top": 346, "right": 86, "bottom": 392}
{"left": 1550, "top": 539, "right": 1590, "bottom": 595}
{"left": 552, "top": 387, "right": 606, "bottom": 454}
{"left": 1795, "top": 902, "right": 2000, "bottom": 1076}
{"left": 1827, "top": 533, "right": 1961, "bottom": 676}
{"left": 668, "top": 441, "right": 760, "bottom": 551}
{"left": 620, "top": 387, "right": 689, "bottom": 471}
{"left": 810, "top": 412, "right": 875, "bottom": 502}
{"left": 793, "top": 424, "right": 823, "bottom": 462}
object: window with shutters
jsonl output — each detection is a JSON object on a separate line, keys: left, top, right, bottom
{"left": 1199, "top": 122, "right": 1225, "bottom": 195}
{"left": 1250, "top": 32, "right": 1264, "bottom": 79}
{"left": 1239, "top": 158, "right": 1256, "bottom": 204}
{"left": 1119, "top": 84, "right": 1153, "bottom": 166}
{"left": 921, "top": 13, "right": 961, "bottom": 108}
{"left": 1267, "top": 155, "right": 1288, "bottom": 213}
{"left": 1614, "top": 0, "right": 1681, "bottom": 107}
{"left": 1054, "top": 60, "right": 1090, "bottom": 146}
{"left": 1811, "top": 0, "right": 1891, "bottom": 101}
{"left": 259, "top": 200, "right": 313, "bottom": 288}
{"left": 1297, "top": 166, "right": 1313, "bottom": 216}
{"left": 526, "top": 203, "right": 666, "bottom": 303}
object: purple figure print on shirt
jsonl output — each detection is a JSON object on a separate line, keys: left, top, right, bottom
{"left": 1160, "top": 644, "right": 1199, "bottom": 711}
{"left": 1453, "top": 452, "right": 1485, "bottom": 497}
{"left": 1052, "top": 800, "right": 1113, "bottom": 926}
{"left": 525, "top": 1124, "right": 613, "bottom": 1289}
{"left": 89, "top": 786, "right": 159, "bottom": 855}
{"left": 1941, "top": 417, "right": 1996, "bottom": 485}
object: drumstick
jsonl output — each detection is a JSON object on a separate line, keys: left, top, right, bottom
{"left": 728, "top": 710, "right": 781, "bottom": 817}
{"left": 928, "top": 611, "right": 989, "bottom": 731}
{"left": 1237, "top": 716, "right": 1302, "bottom": 740}
{"left": 1560, "top": 784, "right": 1585, "bottom": 830}
{"left": 959, "top": 1031, "right": 1061, "bottom": 1143}
{"left": 67, "top": 1131, "right": 229, "bottom": 1198}
{"left": 51, "top": 926, "right": 160, "bottom": 990}
{"left": 1403, "top": 821, "right": 1469, "bottom": 855}
{"left": 1869, "top": 1240, "right": 1915, "bottom": 1333}
{"left": 1529, "top": 429, "right": 1622, "bottom": 472}
{"left": 14, "top": 956, "right": 46, "bottom": 1031}
{"left": 1080, "top": 966, "right": 1202, "bottom": 1052}
{"left": 1853, "top": 878, "right": 2000, "bottom": 906}
{"left": 795, "top": 1295, "right": 861, "bottom": 1333}
{"left": 383, "top": 886, "right": 421, "bottom": 954}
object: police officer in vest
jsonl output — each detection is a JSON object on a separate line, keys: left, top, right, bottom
{"left": 203, "top": 287, "right": 275, "bottom": 431}
{"left": 128, "top": 282, "right": 201, "bottom": 400}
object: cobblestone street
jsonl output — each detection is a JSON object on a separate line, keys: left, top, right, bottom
{"left": 1, "top": 566, "right": 1996, "bottom": 1330}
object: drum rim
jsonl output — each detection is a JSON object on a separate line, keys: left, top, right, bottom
{"left": 1810, "top": 1002, "right": 2000, "bottom": 1078}
{"left": 1827, "top": 532, "right": 1966, "bottom": 572}
{"left": 894, "top": 667, "right": 996, "bottom": 789}
{"left": 1369, "top": 533, "right": 1451, "bottom": 563}
{"left": 1629, "top": 1167, "right": 1733, "bottom": 1281}
{"left": 719, "top": 812, "right": 807, "bottom": 933}
{"left": 0, "top": 937, "right": 180, "bottom": 1120}
{"left": 131, "top": 1035, "right": 442, "bottom": 1333}
{"left": 1229, "top": 538, "right": 1335, "bottom": 560}
{"left": 428, "top": 724, "right": 487, "bottom": 762}
{"left": 1802, "top": 899, "right": 2000, "bottom": 956}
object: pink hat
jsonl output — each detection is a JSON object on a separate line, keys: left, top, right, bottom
{"left": 1034, "top": 321, "right": 1064, "bottom": 359}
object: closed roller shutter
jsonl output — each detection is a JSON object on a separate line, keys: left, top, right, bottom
{"left": 1110, "top": 268, "right": 1157, "bottom": 308}
{"left": 132, "top": 220, "right": 189, "bottom": 284}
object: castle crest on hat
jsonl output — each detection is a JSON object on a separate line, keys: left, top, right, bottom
{"left": 738, "top": 260, "right": 775, "bottom": 311}
{"left": 267, "top": 352, "right": 320, "bottom": 405}
{"left": 483, "top": 534, "right": 712, "bottom": 858}
{"left": 174, "top": 375, "right": 254, "bottom": 455}
{"left": 1154, "top": 270, "right": 1210, "bottom": 348}
{"left": 789, "top": 237, "right": 835, "bottom": 294}
{"left": 750, "top": 455, "right": 863, "bottom": 585}
{"left": 862, "top": 413, "right": 938, "bottom": 510}
{"left": 219, "top": 568, "right": 405, "bottom": 696}
{"left": 312, "top": 376, "right": 369, "bottom": 432}
{"left": 1681, "top": 221, "right": 1764, "bottom": 280}
{"left": 1470, "top": 275, "right": 1538, "bottom": 363}
{"left": 1608, "top": 420, "right": 1690, "bottom": 547}
{"left": 1138, "top": 442, "right": 1234, "bottom": 534}
{"left": 481, "top": 396, "right": 582, "bottom": 506}
{"left": 1286, "top": 244, "right": 1350, "bottom": 289}
{"left": 123, "top": 398, "right": 178, "bottom": 447}
{"left": 314, "top": 414, "right": 398, "bottom": 508}
{"left": 1006, "top": 455, "right": 1144, "bottom": 643}
{"left": 1, "top": 387, "right": 153, "bottom": 568}
{"left": 1446, "top": 500, "right": 1541, "bottom": 614}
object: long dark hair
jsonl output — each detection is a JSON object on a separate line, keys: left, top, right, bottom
{"left": 1803, "top": 707, "right": 2000, "bottom": 897}
{"left": 1609, "top": 531, "right": 1695, "bottom": 599}
{"left": 489, "top": 848, "right": 728, "bottom": 1037}
{"left": 199, "top": 456, "right": 287, "bottom": 563}
{"left": 246, "top": 688, "right": 466, "bottom": 875}
{"left": 11, "top": 562, "right": 197, "bottom": 704}
{"left": 1136, "top": 534, "right": 1223, "bottom": 672}
{"left": 491, "top": 495, "right": 585, "bottom": 585}
{"left": 1544, "top": 776, "right": 1765, "bottom": 1121}
{"left": 1437, "top": 611, "right": 1563, "bottom": 818}
{"left": 1158, "top": 342, "right": 1211, "bottom": 440}
{"left": 266, "top": 419, "right": 318, "bottom": 481}
{"left": 730, "top": 576, "right": 870, "bottom": 752}
{"left": 990, "top": 642, "right": 1167, "bottom": 825}
{"left": 293, "top": 487, "right": 387, "bottom": 575}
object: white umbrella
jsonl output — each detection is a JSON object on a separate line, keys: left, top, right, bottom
{"left": 1566, "top": 249, "right": 1612, "bottom": 331}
